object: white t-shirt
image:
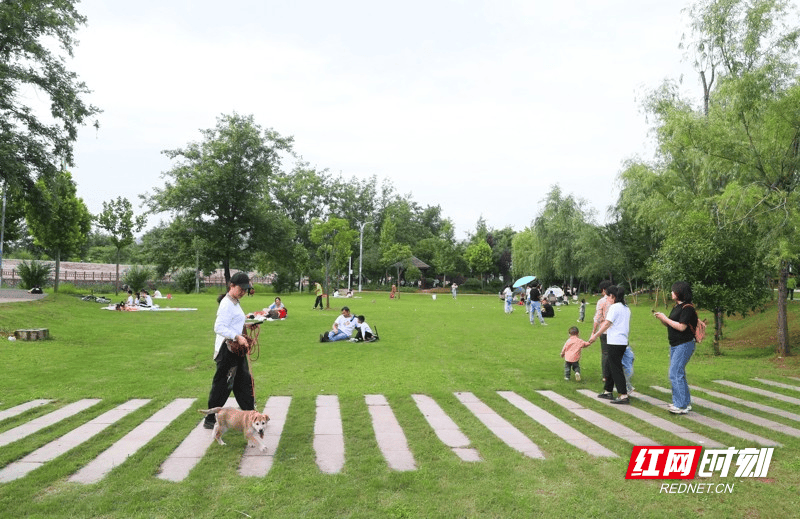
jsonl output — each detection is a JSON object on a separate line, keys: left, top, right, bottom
{"left": 356, "top": 321, "right": 373, "bottom": 336}
{"left": 334, "top": 313, "right": 357, "bottom": 336}
{"left": 214, "top": 295, "right": 246, "bottom": 356}
{"left": 605, "top": 302, "right": 631, "bottom": 345}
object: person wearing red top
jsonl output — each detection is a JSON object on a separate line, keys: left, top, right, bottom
{"left": 560, "top": 326, "right": 591, "bottom": 381}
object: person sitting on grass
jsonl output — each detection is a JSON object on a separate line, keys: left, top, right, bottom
{"left": 541, "top": 299, "right": 555, "bottom": 318}
{"left": 351, "top": 315, "right": 378, "bottom": 342}
{"left": 320, "top": 306, "right": 358, "bottom": 342}
{"left": 267, "top": 297, "right": 287, "bottom": 319}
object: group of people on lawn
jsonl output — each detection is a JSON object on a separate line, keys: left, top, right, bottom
{"left": 556, "top": 279, "right": 700, "bottom": 415}
{"left": 200, "top": 271, "right": 697, "bottom": 433}
{"left": 319, "top": 306, "right": 377, "bottom": 343}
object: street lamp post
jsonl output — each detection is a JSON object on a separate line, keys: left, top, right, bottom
{"left": 358, "top": 221, "right": 372, "bottom": 293}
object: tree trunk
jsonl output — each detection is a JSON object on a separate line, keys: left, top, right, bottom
{"left": 777, "top": 261, "right": 790, "bottom": 357}
{"left": 222, "top": 259, "right": 231, "bottom": 285}
{"left": 54, "top": 249, "right": 61, "bottom": 293}
{"left": 712, "top": 307, "right": 723, "bottom": 356}
{"left": 115, "top": 248, "right": 121, "bottom": 295}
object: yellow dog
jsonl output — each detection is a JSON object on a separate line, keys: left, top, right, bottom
{"left": 198, "top": 407, "right": 270, "bottom": 452}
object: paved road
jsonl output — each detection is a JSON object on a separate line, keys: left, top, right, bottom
{"left": 0, "top": 289, "right": 47, "bottom": 304}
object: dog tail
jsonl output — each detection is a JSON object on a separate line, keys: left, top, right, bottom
{"left": 197, "top": 407, "right": 223, "bottom": 416}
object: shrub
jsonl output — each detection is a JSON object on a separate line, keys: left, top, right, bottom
{"left": 463, "top": 278, "right": 482, "bottom": 291}
{"left": 57, "top": 283, "right": 79, "bottom": 295}
{"left": 173, "top": 269, "right": 203, "bottom": 294}
{"left": 271, "top": 269, "right": 294, "bottom": 294}
{"left": 16, "top": 260, "right": 52, "bottom": 289}
{"left": 122, "top": 265, "right": 153, "bottom": 292}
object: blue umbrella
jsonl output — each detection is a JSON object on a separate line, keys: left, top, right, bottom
{"left": 512, "top": 275, "right": 536, "bottom": 288}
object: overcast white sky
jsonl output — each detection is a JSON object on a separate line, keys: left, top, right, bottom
{"left": 68, "top": 0, "right": 698, "bottom": 240}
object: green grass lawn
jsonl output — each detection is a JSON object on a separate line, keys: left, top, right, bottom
{"left": 0, "top": 290, "right": 798, "bottom": 518}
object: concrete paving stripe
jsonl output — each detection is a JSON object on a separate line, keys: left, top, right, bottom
{"left": 575, "top": 390, "right": 724, "bottom": 448}
{"left": 538, "top": 391, "right": 657, "bottom": 446}
{"left": 650, "top": 386, "right": 800, "bottom": 438}
{"left": 788, "top": 376, "right": 800, "bottom": 383}
{"left": 157, "top": 398, "right": 237, "bottom": 482}
{"left": 689, "top": 385, "right": 800, "bottom": 423}
{"left": 0, "top": 399, "right": 149, "bottom": 484}
{"left": 498, "top": 391, "right": 616, "bottom": 458}
{"left": 752, "top": 378, "right": 800, "bottom": 393}
{"left": 366, "top": 395, "right": 416, "bottom": 471}
{"left": 69, "top": 399, "right": 195, "bottom": 484}
{"left": 314, "top": 395, "right": 345, "bottom": 474}
{"left": 632, "top": 392, "right": 781, "bottom": 447}
{"left": 454, "top": 392, "right": 544, "bottom": 460}
{"left": 714, "top": 380, "right": 800, "bottom": 406}
{"left": 0, "top": 400, "right": 52, "bottom": 422}
{"left": 0, "top": 399, "right": 102, "bottom": 448}
{"left": 239, "top": 396, "right": 292, "bottom": 477}
{"left": 411, "top": 394, "right": 481, "bottom": 462}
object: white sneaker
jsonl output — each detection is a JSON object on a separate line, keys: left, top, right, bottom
{"left": 668, "top": 405, "right": 689, "bottom": 415}
{"left": 575, "top": 372, "right": 581, "bottom": 381}
{"left": 564, "top": 377, "right": 570, "bottom": 381}
{"left": 541, "top": 322, "right": 548, "bottom": 326}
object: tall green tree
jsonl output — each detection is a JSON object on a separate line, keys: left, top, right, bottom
{"left": 25, "top": 171, "right": 91, "bottom": 292}
{"left": 464, "top": 241, "right": 493, "bottom": 288}
{"left": 310, "top": 218, "right": 357, "bottom": 308}
{"left": 530, "top": 185, "right": 596, "bottom": 287}
{"left": 95, "top": 197, "right": 146, "bottom": 294}
{"left": 643, "top": 0, "right": 800, "bottom": 355}
{"left": 144, "top": 113, "right": 295, "bottom": 283}
{"left": 1, "top": 0, "right": 100, "bottom": 196}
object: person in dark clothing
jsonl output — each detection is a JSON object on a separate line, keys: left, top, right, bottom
{"left": 653, "top": 281, "right": 699, "bottom": 415}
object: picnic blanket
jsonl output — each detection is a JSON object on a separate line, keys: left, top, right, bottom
{"left": 102, "top": 305, "right": 197, "bottom": 312}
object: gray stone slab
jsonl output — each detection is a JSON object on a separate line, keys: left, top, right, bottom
{"left": 239, "top": 396, "right": 292, "bottom": 477}
{"left": 632, "top": 392, "right": 780, "bottom": 447}
{"left": 366, "top": 395, "right": 416, "bottom": 471}
{"left": 498, "top": 391, "right": 616, "bottom": 458}
{"left": 69, "top": 399, "right": 194, "bottom": 484}
{"left": 651, "top": 386, "right": 800, "bottom": 438}
{"left": 453, "top": 447, "right": 481, "bottom": 462}
{"left": 157, "top": 398, "right": 236, "bottom": 482}
{"left": 455, "top": 392, "right": 544, "bottom": 459}
{"left": 575, "top": 390, "right": 724, "bottom": 448}
{"left": 0, "top": 399, "right": 101, "bottom": 448}
{"left": 538, "top": 390, "right": 658, "bottom": 446}
{"left": 314, "top": 395, "right": 345, "bottom": 474}
{"left": 714, "top": 380, "right": 800, "bottom": 406}
{"left": 0, "top": 399, "right": 148, "bottom": 483}
{"left": 752, "top": 377, "right": 800, "bottom": 393}
{"left": 690, "top": 385, "right": 800, "bottom": 422}
{"left": 314, "top": 434, "right": 346, "bottom": 474}
{"left": 412, "top": 394, "right": 481, "bottom": 462}
{"left": 0, "top": 400, "right": 52, "bottom": 422}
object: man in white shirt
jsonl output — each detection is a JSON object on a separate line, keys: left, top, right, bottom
{"left": 320, "top": 306, "right": 357, "bottom": 342}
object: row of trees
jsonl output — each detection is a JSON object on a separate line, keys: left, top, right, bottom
{"left": 2, "top": 1, "right": 798, "bottom": 357}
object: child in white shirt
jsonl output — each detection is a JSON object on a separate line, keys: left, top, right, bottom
{"left": 351, "top": 315, "right": 378, "bottom": 342}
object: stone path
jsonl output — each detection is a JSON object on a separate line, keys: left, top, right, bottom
{"left": 0, "top": 378, "right": 797, "bottom": 484}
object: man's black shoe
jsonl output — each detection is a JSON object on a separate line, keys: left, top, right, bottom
{"left": 203, "top": 420, "right": 215, "bottom": 430}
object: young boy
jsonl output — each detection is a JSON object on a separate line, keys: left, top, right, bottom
{"left": 578, "top": 298, "right": 587, "bottom": 322}
{"left": 351, "top": 315, "right": 378, "bottom": 342}
{"left": 622, "top": 346, "right": 635, "bottom": 394}
{"left": 560, "top": 326, "right": 591, "bottom": 381}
